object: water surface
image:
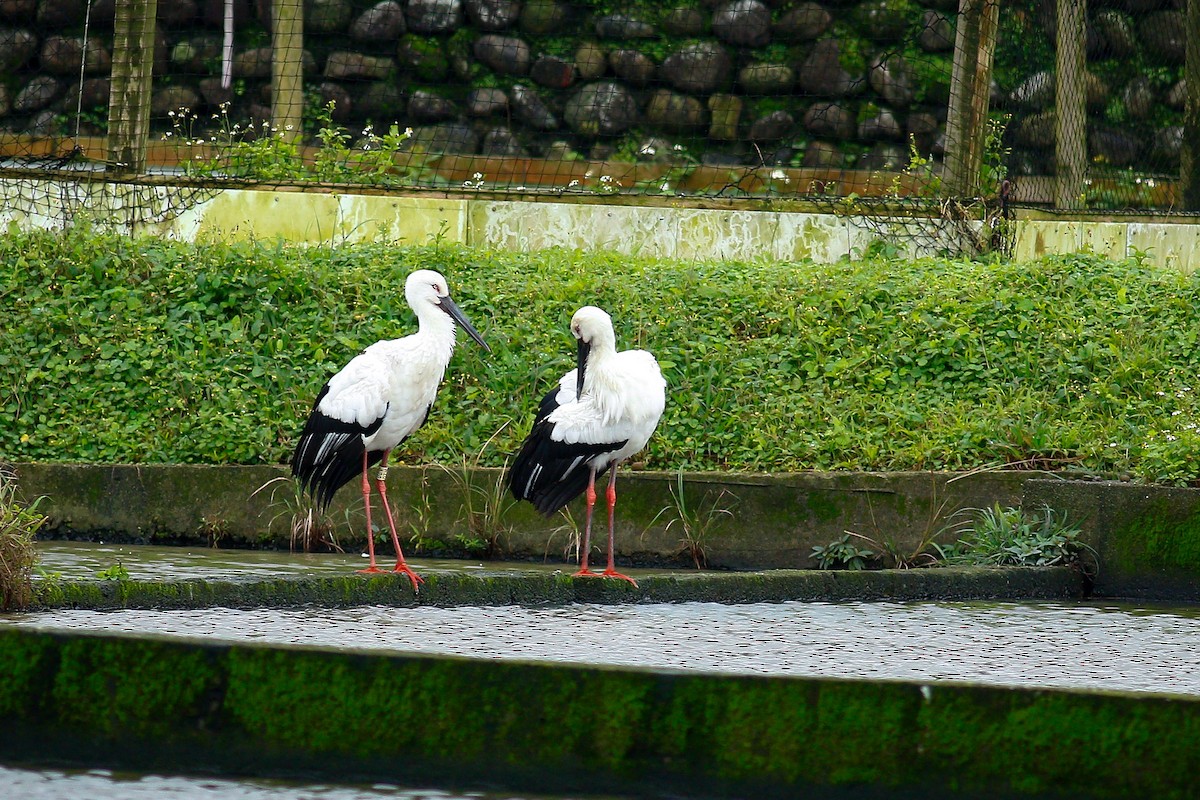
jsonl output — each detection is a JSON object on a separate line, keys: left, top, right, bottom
{"left": 7, "top": 600, "right": 1200, "bottom": 696}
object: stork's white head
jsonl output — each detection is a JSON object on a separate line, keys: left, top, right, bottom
{"left": 570, "top": 306, "right": 616, "bottom": 399}
{"left": 405, "top": 269, "right": 489, "bottom": 352}
{"left": 570, "top": 306, "right": 615, "bottom": 347}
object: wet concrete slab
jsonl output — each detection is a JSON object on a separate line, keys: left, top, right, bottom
{"left": 31, "top": 541, "right": 1088, "bottom": 610}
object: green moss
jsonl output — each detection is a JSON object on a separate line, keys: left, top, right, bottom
{"left": 1109, "top": 506, "right": 1200, "bottom": 574}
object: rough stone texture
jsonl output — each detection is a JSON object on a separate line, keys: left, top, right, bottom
{"left": 803, "top": 101, "right": 855, "bottom": 139}
{"left": 774, "top": 2, "right": 830, "bottom": 42}
{"left": 0, "top": 0, "right": 35, "bottom": 19}
{"left": 707, "top": 93, "right": 742, "bottom": 140}
{"left": 39, "top": 35, "right": 110, "bottom": 76}
{"left": 917, "top": 10, "right": 954, "bottom": 51}
{"left": 1149, "top": 125, "right": 1182, "bottom": 168}
{"left": 406, "top": 0, "right": 464, "bottom": 34}
{"left": 802, "top": 139, "right": 842, "bottom": 167}
{"left": 404, "top": 121, "right": 479, "bottom": 152}
{"left": 644, "top": 89, "right": 707, "bottom": 133}
{"left": 608, "top": 49, "right": 656, "bottom": 87}
{"left": 407, "top": 89, "right": 458, "bottom": 121}
{"left": 510, "top": 83, "right": 557, "bottom": 130}
{"left": 660, "top": 42, "right": 732, "bottom": 95}
{"left": 306, "top": 0, "right": 355, "bottom": 33}
{"left": 738, "top": 63, "right": 794, "bottom": 95}
{"left": 1121, "top": 76, "right": 1155, "bottom": 120}
{"left": 712, "top": 0, "right": 771, "bottom": 47}
{"left": 1137, "top": 11, "right": 1185, "bottom": 64}
{"left": 1092, "top": 10, "right": 1136, "bottom": 59}
{"left": 13, "top": 75, "right": 59, "bottom": 112}
{"left": 323, "top": 51, "right": 395, "bottom": 80}
{"left": 465, "top": 0, "right": 520, "bottom": 31}
{"left": 858, "top": 107, "right": 903, "bottom": 141}
{"left": 152, "top": 85, "right": 202, "bottom": 118}
{"left": 170, "top": 35, "right": 223, "bottom": 73}
{"left": 854, "top": 0, "right": 909, "bottom": 41}
{"left": 594, "top": 13, "right": 656, "bottom": 39}
{"left": 1088, "top": 125, "right": 1140, "bottom": 168}
{"left": 530, "top": 54, "right": 575, "bottom": 89}
{"left": 574, "top": 42, "right": 606, "bottom": 80}
{"left": 868, "top": 54, "right": 915, "bottom": 108}
{"left": 465, "top": 87, "right": 507, "bottom": 116}
{"left": 797, "top": 39, "right": 861, "bottom": 97}
{"left": 350, "top": 0, "right": 407, "bottom": 41}
{"left": 479, "top": 125, "right": 527, "bottom": 156}
{"left": 747, "top": 109, "right": 794, "bottom": 142}
{"left": 663, "top": 6, "right": 706, "bottom": 36}
{"left": 519, "top": 0, "right": 570, "bottom": 34}
{"left": 35, "top": 0, "right": 85, "bottom": 26}
{"left": 473, "top": 34, "right": 530, "bottom": 75}
{"left": 0, "top": 26, "right": 38, "bottom": 72}
{"left": 564, "top": 81, "right": 637, "bottom": 136}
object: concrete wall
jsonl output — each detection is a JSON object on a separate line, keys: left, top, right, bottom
{"left": 10, "top": 462, "right": 1029, "bottom": 570}
{"left": 5, "top": 177, "right": 1199, "bottom": 268}
{"left": 1, "top": 628, "right": 1197, "bottom": 799}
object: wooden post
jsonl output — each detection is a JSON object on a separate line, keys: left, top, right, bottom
{"left": 272, "top": 0, "right": 305, "bottom": 142}
{"left": 106, "top": 0, "right": 158, "bottom": 173}
{"left": 943, "top": 0, "right": 1000, "bottom": 197}
{"left": 1182, "top": 0, "right": 1200, "bottom": 210}
{"left": 1054, "top": 0, "right": 1087, "bottom": 209}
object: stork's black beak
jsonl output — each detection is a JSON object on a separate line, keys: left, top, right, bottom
{"left": 440, "top": 296, "right": 490, "bottom": 353}
{"left": 575, "top": 338, "right": 590, "bottom": 400}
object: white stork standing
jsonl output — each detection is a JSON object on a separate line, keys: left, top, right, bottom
{"left": 508, "top": 306, "right": 665, "bottom": 586}
{"left": 291, "top": 269, "right": 489, "bottom": 590}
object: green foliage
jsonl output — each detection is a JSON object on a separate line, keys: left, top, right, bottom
{"left": 0, "top": 467, "right": 44, "bottom": 610}
{"left": 651, "top": 469, "right": 737, "bottom": 569}
{"left": 6, "top": 229, "right": 1200, "bottom": 485}
{"left": 96, "top": 561, "right": 131, "bottom": 581}
{"left": 811, "top": 534, "right": 877, "bottom": 570}
{"left": 939, "top": 504, "right": 1093, "bottom": 569}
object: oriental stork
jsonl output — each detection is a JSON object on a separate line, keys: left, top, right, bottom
{"left": 291, "top": 269, "right": 489, "bottom": 590}
{"left": 508, "top": 306, "right": 665, "bottom": 586}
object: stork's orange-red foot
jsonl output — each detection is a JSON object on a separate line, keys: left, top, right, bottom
{"left": 599, "top": 568, "right": 638, "bottom": 587}
{"left": 393, "top": 563, "right": 425, "bottom": 592}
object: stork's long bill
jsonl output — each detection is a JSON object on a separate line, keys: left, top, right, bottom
{"left": 575, "top": 338, "right": 590, "bottom": 400}
{"left": 440, "top": 295, "right": 490, "bottom": 352}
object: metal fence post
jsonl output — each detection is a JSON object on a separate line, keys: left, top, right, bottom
{"left": 106, "top": 0, "right": 158, "bottom": 174}
{"left": 272, "top": 0, "right": 305, "bottom": 141}
{"left": 943, "top": 0, "right": 999, "bottom": 198}
{"left": 1054, "top": 0, "right": 1087, "bottom": 210}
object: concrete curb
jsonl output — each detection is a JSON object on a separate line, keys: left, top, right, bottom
{"left": 37, "top": 566, "right": 1088, "bottom": 610}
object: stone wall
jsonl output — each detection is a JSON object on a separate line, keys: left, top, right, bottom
{"left": 0, "top": 0, "right": 1188, "bottom": 178}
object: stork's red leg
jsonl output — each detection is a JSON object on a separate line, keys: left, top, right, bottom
{"left": 374, "top": 450, "right": 424, "bottom": 592}
{"left": 572, "top": 467, "right": 599, "bottom": 578}
{"left": 356, "top": 450, "right": 384, "bottom": 574}
{"left": 599, "top": 466, "right": 637, "bottom": 587}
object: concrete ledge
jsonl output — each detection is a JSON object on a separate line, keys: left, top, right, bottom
{"left": 36, "top": 566, "right": 1087, "bottom": 610}
{"left": 11, "top": 462, "right": 1030, "bottom": 571}
{"left": 1025, "top": 479, "right": 1200, "bottom": 601}
{"left": 1, "top": 628, "right": 1198, "bottom": 799}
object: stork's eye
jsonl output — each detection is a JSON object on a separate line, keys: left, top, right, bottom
{"left": 433, "top": 283, "right": 442, "bottom": 294}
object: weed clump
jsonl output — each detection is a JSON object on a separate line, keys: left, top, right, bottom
{"left": 0, "top": 467, "right": 46, "bottom": 610}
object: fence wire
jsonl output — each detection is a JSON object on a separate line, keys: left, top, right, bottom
{"left": 0, "top": 0, "right": 1192, "bottom": 247}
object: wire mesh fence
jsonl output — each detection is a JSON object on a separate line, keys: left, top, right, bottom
{"left": 0, "top": 0, "right": 1195, "bottom": 243}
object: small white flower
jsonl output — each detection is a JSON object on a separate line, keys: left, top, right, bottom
{"left": 600, "top": 175, "right": 612, "bottom": 183}
{"left": 568, "top": 179, "right": 580, "bottom": 188}
{"left": 473, "top": 172, "right": 483, "bottom": 180}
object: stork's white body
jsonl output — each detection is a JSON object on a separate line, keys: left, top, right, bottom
{"left": 291, "top": 269, "right": 488, "bottom": 587}
{"left": 509, "top": 306, "right": 664, "bottom": 584}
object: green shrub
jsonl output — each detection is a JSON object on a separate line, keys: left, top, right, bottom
{"left": 4, "top": 227, "right": 1200, "bottom": 484}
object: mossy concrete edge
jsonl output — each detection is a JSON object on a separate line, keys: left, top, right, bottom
{"left": 35, "top": 566, "right": 1087, "bottom": 610}
{"left": 1, "top": 627, "right": 1197, "bottom": 800}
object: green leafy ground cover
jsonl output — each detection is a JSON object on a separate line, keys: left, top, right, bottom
{"left": 3, "top": 226, "right": 1200, "bottom": 484}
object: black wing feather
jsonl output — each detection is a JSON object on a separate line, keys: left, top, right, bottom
{"left": 291, "top": 383, "right": 386, "bottom": 510}
{"left": 508, "top": 415, "right": 628, "bottom": 516}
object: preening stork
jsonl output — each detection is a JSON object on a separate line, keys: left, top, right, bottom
{"left": 508, "top": 306, "right": 665, "bottom": 586}
{"left": 291, "top": 269, "right": 489, "bottom": 590}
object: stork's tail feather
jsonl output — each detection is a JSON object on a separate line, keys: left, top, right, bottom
{"left": 507, "top": 420, "right": 624, "bottom": 516}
